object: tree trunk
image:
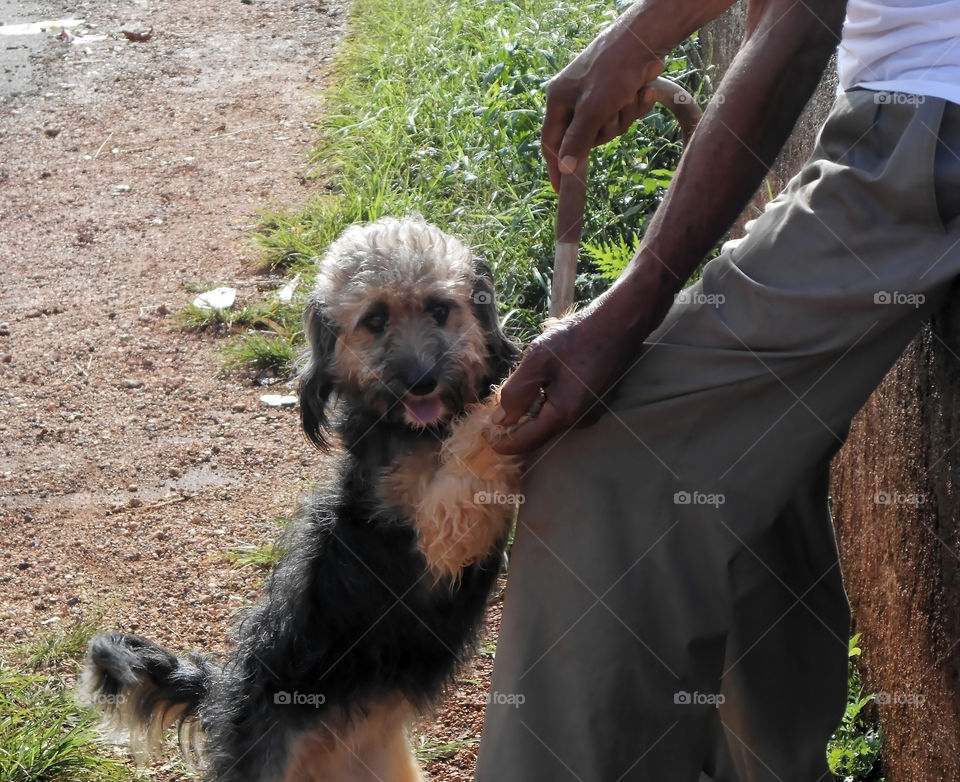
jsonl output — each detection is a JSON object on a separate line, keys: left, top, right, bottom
{"left": 703, "top": 5, "right": 960, "bottom": 779}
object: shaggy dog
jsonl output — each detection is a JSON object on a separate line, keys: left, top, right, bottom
{"left": 80, "top": 217, "right": 524, "bottom": 781}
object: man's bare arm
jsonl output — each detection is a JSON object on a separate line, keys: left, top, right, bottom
{"left": 494, "top": 0, "right": 847, "bottom": 454}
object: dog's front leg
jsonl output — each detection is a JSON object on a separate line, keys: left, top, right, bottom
{"left": 413, "top": 397, "right": 522, "bottom": 581}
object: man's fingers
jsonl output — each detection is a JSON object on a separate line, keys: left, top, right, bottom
{"left": 542, "top": 91, "right": 572, "bottom": 192}
{"left": 496, "top": 361, "right": 549, "bottom": 427}
{"left": 555, "top": 114, "right": 593, "bottom": 191}
{"left": 490, "top": 399, "right": 568, "bottom": 455}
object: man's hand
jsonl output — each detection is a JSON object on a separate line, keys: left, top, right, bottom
{"left": 542, "top": 42, "right": 664, "bottom": 192}
{"left": 492, "top": 276, "right": 661, "bottom": 455}
{"left": 541, "top": 11, "right": 668, "bottom": 194}
{"left": 541, "top": 0, "right": 741, "bottom": 191}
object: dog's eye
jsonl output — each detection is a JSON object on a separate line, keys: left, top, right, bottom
{"left": 361, "top": 309, "right": 388, "bottom": 334}
{"left": 427, "top": 301, "right": 450, "bottom": 326}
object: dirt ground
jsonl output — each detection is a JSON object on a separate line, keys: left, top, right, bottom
{"left": 0, "top": 1, "right": 498, "bottom": 779}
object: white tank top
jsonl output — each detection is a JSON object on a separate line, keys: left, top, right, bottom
{"left": 838, "top": 0, "right": 960, "bottom": 105}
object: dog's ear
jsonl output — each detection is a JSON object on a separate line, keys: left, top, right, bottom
{"left": 299, "top": 302, "right": 339, "bottom": 450}
{"left": 470, "top": 258, "right": 521, "bottom": 380}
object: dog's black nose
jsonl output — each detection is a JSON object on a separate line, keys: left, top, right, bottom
{"left": 406, "top": 369, "right": 438, "bottom": 397}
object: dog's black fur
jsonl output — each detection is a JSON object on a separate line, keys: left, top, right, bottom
{"left": 82, "top": 244, "right": 519, "bottom": 781}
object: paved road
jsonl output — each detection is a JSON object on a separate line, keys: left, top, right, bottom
{"left": 0, "top": 0, "right": 65, "bottom": 104}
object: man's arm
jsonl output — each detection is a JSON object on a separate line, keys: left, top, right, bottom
{"left": 493, "top": 0, "right": 847, "bottom": 455}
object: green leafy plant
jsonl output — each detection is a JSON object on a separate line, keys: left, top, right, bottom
{"left": 582, "top": 234, "right": 643, "bottom": 282}
{"left": 827, "top": 634, "right": 884, "bottom": 782}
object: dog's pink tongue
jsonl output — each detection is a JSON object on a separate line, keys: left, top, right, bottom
{"left": 405, "top": 396, "right": 442, "bottom": 425}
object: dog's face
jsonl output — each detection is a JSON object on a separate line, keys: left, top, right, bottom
{"left": 299, "top": 218, "right": 518, "bottom": 449}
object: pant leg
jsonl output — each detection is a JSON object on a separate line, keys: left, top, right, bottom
{"left": 476, "top": 91, "right": 960, "bottom": 782}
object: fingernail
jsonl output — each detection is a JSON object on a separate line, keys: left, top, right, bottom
{"left": 559, "top": 155, "right": 577, "bottom": 174}
{"left": 492, "top": 406, "right": 506, "bottom": 424}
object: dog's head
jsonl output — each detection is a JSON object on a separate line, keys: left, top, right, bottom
{"left": 299, "top": 217, "right": 519, "bottom": 449}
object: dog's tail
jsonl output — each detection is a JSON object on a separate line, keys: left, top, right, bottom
{"left": 78, "top": 631, "right": 217, "bottom": 765}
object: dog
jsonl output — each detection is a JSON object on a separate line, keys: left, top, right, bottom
{"left": 79, "top": 216, "right": 524, "bottom": 781}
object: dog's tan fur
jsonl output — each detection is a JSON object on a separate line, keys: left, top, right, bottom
{"left": 282, "top": 698, "right": 422, "bottom": 782}
{"left": 381, "top": 392, "right": 522, "bottom": 581}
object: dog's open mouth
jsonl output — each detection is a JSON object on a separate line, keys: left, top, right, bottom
{"left": 404, "top": 394, "right": 444, "bottom": 426}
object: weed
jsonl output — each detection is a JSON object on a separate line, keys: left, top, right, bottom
{"left": 16, "top": 615, "right": 103, "bottom": 672}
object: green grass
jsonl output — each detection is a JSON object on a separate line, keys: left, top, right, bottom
{"left": 221, "top": 331, "right": 300, "bottom": 375}
{"left": 1, "top": 617, "right": 142, "bottom": 782}
{"left": 176, "top": 281, "right": 306, "bottom": 376}
{"left": 231, "top": 0, "right": 706, "bottom": 374}
{"left": 16, "top": 616, "right": 103, "bottom": 672}
{"left": 414, "top": 734, "right": 480, "bottom": 763}
{"left": 0, "top": 664, "right": 132, "bottom": 782}
{"left": 222, "top": 516, "right": 293, "bottom": 571}
{"left": 223, "top": 541, "right": 284, "bottom": 571}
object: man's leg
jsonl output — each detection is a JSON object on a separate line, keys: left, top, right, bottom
{"left": 476, "top": 91, "right": 960, "bottom": 781}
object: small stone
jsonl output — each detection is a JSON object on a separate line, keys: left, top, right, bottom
{"left": 122, "top": 379, "right": 144, "bottom": 389}
{"left": 127, "top": 484, "right": 139, "bottom": 492}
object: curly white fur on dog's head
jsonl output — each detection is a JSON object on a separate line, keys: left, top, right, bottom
{"left": 299, "top": 217, "right": 518, "bottom": 449}
{"left": 311, "top": 218, "right": 476, "bottom": 315}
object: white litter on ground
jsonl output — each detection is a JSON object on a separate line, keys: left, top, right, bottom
{"left": 0, "top": 18, "right": 85, "bottom": 36}
{"left": 193, "top": 286, "right": 237, "bottom": 311}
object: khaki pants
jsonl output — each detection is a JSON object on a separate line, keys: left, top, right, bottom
{"left": 475, "top": 90, "right": 960, "bottom": 782}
